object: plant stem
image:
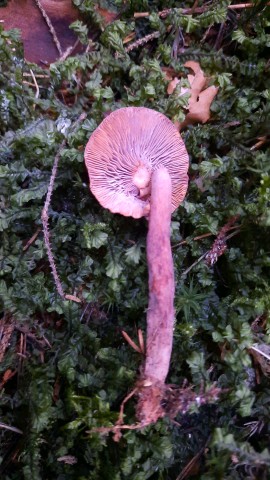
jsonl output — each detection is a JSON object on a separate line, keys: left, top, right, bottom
{"left": 41, "top": 140, "right": 66, "bottom": 299}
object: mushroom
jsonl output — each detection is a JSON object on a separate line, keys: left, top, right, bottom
{"left": 84, "top": 107, "right": 189, "bottom": 424}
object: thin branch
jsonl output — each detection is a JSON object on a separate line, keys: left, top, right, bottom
{"left": 41, "top": 140, "right": 66, "bottom": 298}
{"left": 23, "top": 228, "right": 42, "bottom": 251}
{"left": 173, "top": 232, "right": 214, "bottom": 248}
{"left": 34, "top": 0, "right": 63, "bottom": 56}
{"left": 181, "top": 228, "right": 241, "bottom": 276}
{"left": 0, "top": 423, "right": 23, "bottom": 435}
{"left": 23, "top": 73, "right": 49, "bottom": 78}
{"left": 125, "top": 31, "right": 160, "bottom": 53}
{"left": 181, "top": 252, "right": 208, "bottom": 277}
{"left": 176, "top": 444, "right": 207, "bottom": 480}
{"left": 229, "top": 2, "right": 270, "bottom": 8}
{"left": 121, "top": 330, "right": 143, "bottom": 354}
{"left": 134, "top": 2, "right": 270, "bottom": 18}
{"left": 30, "top": 69, "right": 40, "bottom": 100}
{"left": 59, "top": 38, "right": 80, "bottom": 62}
{"left": 0, "top": 322, "right": 14, "bottom": 363}
{"left": 250, "top": 346, "right": 270, "bottom": 362}
{"left": 41, "top": 113, "right": 86, "bottom": 300}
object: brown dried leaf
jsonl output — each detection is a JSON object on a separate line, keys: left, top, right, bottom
{"left": 123, "top": 32, "right": 136, "bottom": 44}
{"left": 138, "top": 329, "right": 145, "bottom": 355}
{"left": 187, "top": 85, "right": 219, "bottom": 124}
{"left": 187, "top": 70, "right": 206, "bottom": 102}
{"left": 162, "top": 67, "right": 178, "bottom": 81}
{"left": 167, "top": 77, "right": 180, "bottom": 94}
{"left": 184, "top": 60, "right": 201, "bottom": 74}
{"left": 0, "top": 369, "right": 16, "bottom": 389}
{"left": 95, "top": 7, "right": 118, "bottom": 25}
{"left": 65, "top": 294, "right": 81, "bottom": 303}
{"left": 167, "top": 60, "right": 218, "bottom": 129}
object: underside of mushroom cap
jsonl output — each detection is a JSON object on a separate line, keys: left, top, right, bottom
{"left": 84, "top": 107, "right": 189, "bottom": 218}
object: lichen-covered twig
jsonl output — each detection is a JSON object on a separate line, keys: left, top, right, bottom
{"left": 41, "top": 140, "right": 66, "bottom": 298}
{"left": 205, "top": 216, "right": 240, "bottom": 266}
{"left": 41, "top": 113, "right": 86, "bottom": 300}
{"left": 34, "top": 0, "right": 63, "bottom": 56}
{"left": 29, "top": 69, "right": 40, "bottom": 100}
{"left": 134, "top": 2, "right": 270, "bottom": 19}
{"left": 125, "top": 31, "right": 160, "bottom": 53}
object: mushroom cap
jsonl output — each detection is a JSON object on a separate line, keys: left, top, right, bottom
{"left": 84, "top": 107, "right": 189, "bottom": 218}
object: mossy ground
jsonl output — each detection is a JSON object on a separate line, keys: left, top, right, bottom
{"left": 0, "top": 1, "right": 270, "bottom": 478}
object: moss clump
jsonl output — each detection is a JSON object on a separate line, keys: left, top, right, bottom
{"left": 0, "top": 1, "right": 270, "bottom": 478}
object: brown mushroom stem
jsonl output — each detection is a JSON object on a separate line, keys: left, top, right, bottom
{"left": 136, "top": 167, "right": 175, "bottom": 423}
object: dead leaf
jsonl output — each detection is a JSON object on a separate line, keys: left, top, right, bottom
{"left": 167, "top": 77, "right": 180, "bottom": 95}
{"left": 123, "top": 32, "right": 136, "bottom": 44}
{"left": 184, "top": 85, "right": 219, "bottom": 126}
{"left": 184, "top": 60, "right": 201, "bottom": 74}
{"left": 95, "top": 7, "right": 119, "bottom": 25}
{"left": 167, "top": 60, "right": 218, "bottom": 129}
{"left": 0, "top": 0, "right": 81, "bottom": 65}
{"left": 0, "top": 369, "right": 16, "bottom": 389}
{"left": 162, "top": 67, "right": 178, "bottom": 80}
{"left": 65, "top": 294, "right": 81, "bottom": 303}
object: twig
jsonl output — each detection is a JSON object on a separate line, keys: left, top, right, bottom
{"left": 23, "top": 73, "right": 49, "bottom": 78}
{"left": 29, "top": 69, "right": 40, "bottom": 99}
{"left": 250, "top": 346, "right": 270, "bottom": 362}
{"left": 134, "top": 2, "right": 270, "bottom": 19}
{"left": 23, "top": 228, "right": 41, "bottom": 251}
{"left": 181, "top": 252, "right": 208, "bottom": 277}
{"left": 181, "top": 224, "right": 241, "bottom": 276}
{"left": 41, "top": 113, "right": 86, "bottom": 300}
{"left": 121, "top": 329, "right": 145, "bottom": 354}
{"left": 59, "top": 38, "right": 80, "bottom": 62}
{"left": 191, "top": 0, "right": 200, "bottom": 15}
{"left": 229, "top": 2, "right": 270, "bottom": 8}
{"left": 250, "top": 136, "right": 268, "bottom": 151}
{"left": 34, "top": 0, "right": 63, "bottom": 56}
{"left": 0, "top": 423, "right": 23, "bottom": 435}
{"left": 125, "top": 31, "right": 160, "bottom": 53}
{"left": 173, "top": 232, "right": 214, "bottom": 248}
{"left": 41, "top": 140, "right": 66, "bottom": 298}
{"left": 176, "top": 444, "right": 207, "bottom": 480}
{"left": 116, "top": 388, "right": 138, "bottom": 427}
{"left": 0, "top": 320, "right": 14, "bottom": 363}
{"left": 134, "top": 7, "right": 207, "bottom": 18}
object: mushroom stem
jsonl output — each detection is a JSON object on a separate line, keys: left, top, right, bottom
{"left": 136, "top": 167, "right": 174, "bottom": 423}
{"left": 144, "top": 167, "right": 174, "bottom": 384}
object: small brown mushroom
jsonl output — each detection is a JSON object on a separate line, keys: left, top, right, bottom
{"left": 84, "top": 107, "right": 189, "bottom": 424}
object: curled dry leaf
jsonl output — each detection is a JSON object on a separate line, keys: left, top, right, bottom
{"left": 167, "top": 61, "right": 218, "bottom": 130}
{"left": 167, "top": 77, "right": 180, "bottom": 95}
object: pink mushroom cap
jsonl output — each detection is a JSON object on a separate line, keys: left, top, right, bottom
{"left": 84, "top": 107, "right": 189, "bottom": 219}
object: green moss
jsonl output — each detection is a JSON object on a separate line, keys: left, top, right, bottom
{"left": 0, "top": 1, "right": 270, "bottom": 478}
